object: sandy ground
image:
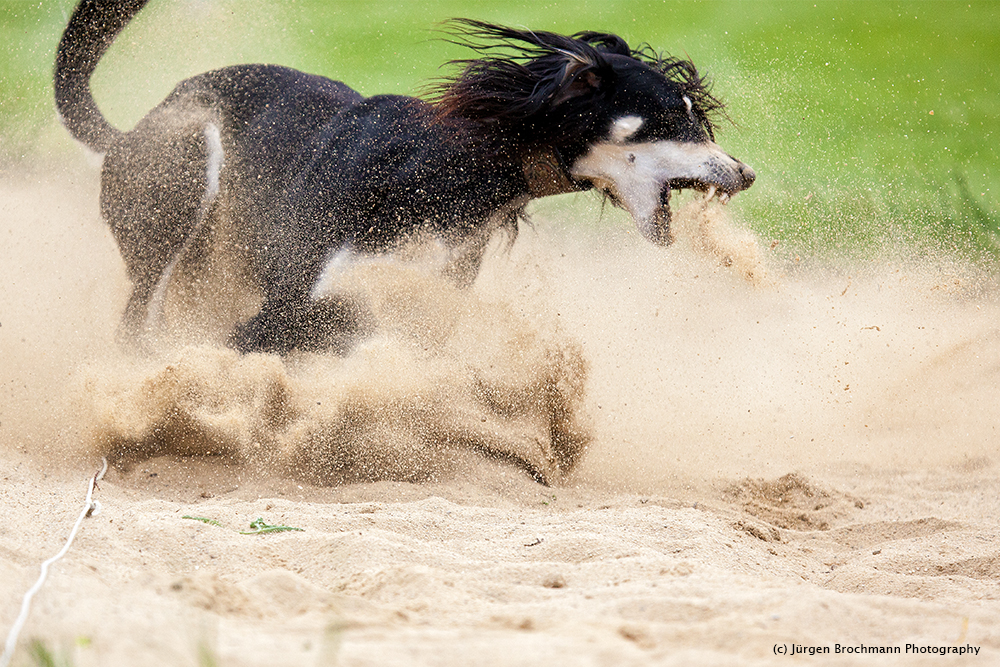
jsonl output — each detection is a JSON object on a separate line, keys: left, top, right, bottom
{"left": 2, "top": 167, "right": 1000, "bottom": 666}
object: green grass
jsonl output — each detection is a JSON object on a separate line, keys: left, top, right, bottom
{"left": 181, "top": 515, "right": 224, "bottom": 527}
{"left": 2, "top": 0, "right": 998, "bottom": 261}
{"left": 182, "top": 514, "right": 304, "bottom": 533}
{"left": 27, "top": 639, "right": 71, "bottom": 667}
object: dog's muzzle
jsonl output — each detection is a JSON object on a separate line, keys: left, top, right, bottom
{"left": 570, "top": 140, "right": 756, "bottom": 247}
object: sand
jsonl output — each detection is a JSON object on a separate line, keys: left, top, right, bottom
{"left": 2, "top": 168, "right": 999, "bottom": 666}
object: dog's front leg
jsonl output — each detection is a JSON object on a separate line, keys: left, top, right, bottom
{"left": 229, "top": 295, "right": 373, "bottom": 355}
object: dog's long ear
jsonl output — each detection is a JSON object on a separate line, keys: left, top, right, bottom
{"left": 433, "top": 20, "right": 620, "bottom": 127}
{"left": 546, "top": 30, "right": 634, "bottom": 106}
{"left": 573, "top": 31, "right": 632, "bottom": 57}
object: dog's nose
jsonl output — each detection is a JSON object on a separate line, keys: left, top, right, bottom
{"left": 738, "top": 162, "right": 756, "bottom": 190}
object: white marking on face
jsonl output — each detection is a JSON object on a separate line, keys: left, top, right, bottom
{"left": 609, "top": 115, "right": 644, "bottom": 143}
{"left": 570, "top": 139, "right": 743, "bottom": 240}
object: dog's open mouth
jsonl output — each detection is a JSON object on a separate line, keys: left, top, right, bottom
{"left": 571, "top": 140, "right": 755, "bottom": 248}
{"left": 673, "top": 180, "right": 733, "bottom": 204}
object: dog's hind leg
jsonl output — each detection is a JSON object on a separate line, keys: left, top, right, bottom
{"left": 141, "top": 122, "right": 225, "bottom": 335}
{"left": 102, "top": 108, "right": 226, "bottom": 347}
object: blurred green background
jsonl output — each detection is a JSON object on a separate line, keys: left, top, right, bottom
{"left": 2, "top": 0, "right": 998, "bottom": 261}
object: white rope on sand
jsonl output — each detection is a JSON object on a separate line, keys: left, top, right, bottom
{"left": 0, "top": 458, "right": 107, "bottom": 667}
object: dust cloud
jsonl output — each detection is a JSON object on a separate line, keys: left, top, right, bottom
{"left": 1, "top": 172, "right": 998, "bottom": 494}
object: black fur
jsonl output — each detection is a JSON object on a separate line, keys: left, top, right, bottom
{"left": 435, "top": 20, "right": 724, "bottom": 144}
{"left": 55, "top": 1, "right": 754, "bottom": 355}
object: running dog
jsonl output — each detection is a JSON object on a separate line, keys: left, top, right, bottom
{"left": 55, "top": 0, "right": 755, "bottom": 354}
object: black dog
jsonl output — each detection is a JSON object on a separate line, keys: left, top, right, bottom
{"left": 55, "top": 0, "right": 755, "bottom": 354}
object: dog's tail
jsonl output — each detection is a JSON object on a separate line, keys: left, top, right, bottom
{"left": 54, "top": 0, "right": 149, "bottom": 153}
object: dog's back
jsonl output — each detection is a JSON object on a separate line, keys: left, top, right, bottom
{"left": 99, "top": 64, "right": 367, "bottom": 346}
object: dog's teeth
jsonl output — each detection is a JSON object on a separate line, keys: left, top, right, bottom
{"left": 719, "top": 192, "right": 731, "bottom": 205}
{"left": 704, "top": 185, "right": 717, "bottom": 202}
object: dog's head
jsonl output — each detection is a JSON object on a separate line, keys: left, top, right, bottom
{"left": 436, "top": 21, "right": 755, "bottom": 245}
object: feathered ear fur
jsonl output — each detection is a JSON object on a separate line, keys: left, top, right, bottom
{"left": 431, "top": 20, "right": 726, "bottom": 143}
{"left": 432, "top": 20, "right": 621, "bottom": 127}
